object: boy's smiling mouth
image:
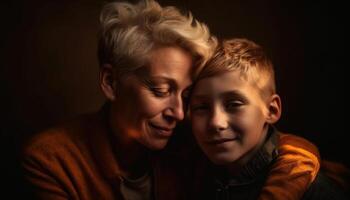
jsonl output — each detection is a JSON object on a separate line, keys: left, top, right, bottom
{"left": 206, "top": 137, "right": 239, "bottom": 145}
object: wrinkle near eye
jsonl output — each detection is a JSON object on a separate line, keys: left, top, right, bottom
{"left": 150, "top": 87, "right": 171, "bottom": 97}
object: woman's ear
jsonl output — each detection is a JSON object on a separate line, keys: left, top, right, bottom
{"left": 266, "top": 94, "right": 282, "bottom": 124}
{"left": 100, "top": 64, "right": 116, "bottom": 101}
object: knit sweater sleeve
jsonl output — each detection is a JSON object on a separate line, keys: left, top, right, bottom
{"left": 22, "top": 150, "right": 68, "bottom": 199}
{"left": 21, "top": 130, "right": 77, "bottom": 200}
{"left": 258, "top": 133, "right": 320, "bottom": 200}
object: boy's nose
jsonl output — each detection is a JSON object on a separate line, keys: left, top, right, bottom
{"left": 209, "top": 107, "right": 229, "bottom": 132}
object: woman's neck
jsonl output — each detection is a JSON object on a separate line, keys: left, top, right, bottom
{"left": 108, "top": 110, "right": 151, "bottom": 179}
{"left": 116, "top": 138, "right": 151, "bottom": 179}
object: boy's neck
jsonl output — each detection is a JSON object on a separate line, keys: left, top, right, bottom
{"left": 226, "top": 124, "right": 270, "bottom": 177}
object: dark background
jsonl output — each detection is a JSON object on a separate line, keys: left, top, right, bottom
{"left": 1, "top": 0, "right": 346, "bottom": 197}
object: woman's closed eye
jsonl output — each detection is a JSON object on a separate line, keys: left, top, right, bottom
{"left": 151, "top": 87, "right": 170, "bottom": 97}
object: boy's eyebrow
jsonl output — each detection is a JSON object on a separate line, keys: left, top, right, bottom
{"left": 221, "top": 91, "right": 247, "bottom": 100}
{"left": 190, "top": 94, "right": 211, "bottom": 101}
{"left": 191, "top": 90, "right": 247, "bottom": 101}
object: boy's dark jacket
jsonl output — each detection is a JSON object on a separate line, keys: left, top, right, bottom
{"left": 188, "top": 127, "right": 348, "bottom": 200}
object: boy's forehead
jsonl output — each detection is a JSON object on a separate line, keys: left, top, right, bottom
{"left": 194, "top": 71, "right": 244, "bottom": 92}
{"left": 191, "top": 71, "right": 260, "bottom": 99}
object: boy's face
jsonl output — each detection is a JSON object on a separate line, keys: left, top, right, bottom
{"left": 190, "top": 71, "right": 270, "bottom": 165}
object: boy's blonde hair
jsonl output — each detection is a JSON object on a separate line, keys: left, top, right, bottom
{"left": 197, "top": 38, "right": 276, "bottom": 98}
{"left": 98, "top": 0, "right": 217, "bottom": 79}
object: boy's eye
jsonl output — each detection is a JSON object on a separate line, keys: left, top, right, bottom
{"left": 151, "top": 88, "right": 170, "bottom": 97}
{"left": 191, "top": 103, "right": 209, "bottom": 112}
{"left": 181, "top": 88, "right": 192, "bottom": 103}
{"left": 226, "top": 100, "right": 244, "bottom": 110}
{"left": 182, "top": 89, "right": 191, "bottom": 100}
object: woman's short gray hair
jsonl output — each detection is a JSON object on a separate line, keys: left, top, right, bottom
{"left": 98, "top": 0, "right": 217, "bottom": 78}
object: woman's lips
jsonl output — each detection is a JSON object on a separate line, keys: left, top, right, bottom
{"left": 149, "top": 123, "right": 174, "bottom": 137}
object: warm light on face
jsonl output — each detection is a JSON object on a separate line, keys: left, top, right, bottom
{"left": 110, "top": 46, "right": 193, "bottom": 150}
{"left": 190, "top": 71, "right": 270, "bottom": 165}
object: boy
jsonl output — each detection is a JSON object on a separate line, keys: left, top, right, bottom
{"left": 188, "top": 38, "right": 348, "bottom": 199}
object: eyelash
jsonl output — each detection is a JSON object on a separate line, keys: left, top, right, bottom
{"left": 226, "top": 100, "right": 244, "bottom": 109}
{"left": 191, "top": 104, "right": 209, "bottom": 112}
{"left": 151, "top": 88, "right": 170, "bottom": 97}
{"left": 191, "top": 100, "right": 244, "bottom": 113}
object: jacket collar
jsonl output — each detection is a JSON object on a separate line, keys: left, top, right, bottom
{"left": 87, "top": 102, "right": 123, "bottom": 181}
{"left": 213, "top": 126, "right": 279, "bottom": 186}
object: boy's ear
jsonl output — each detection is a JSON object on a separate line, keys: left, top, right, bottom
{"left": 266, "top": 94, "right": 282, "bottom": 124}
{"left": 100, "top": 64, "right": 116, "bottom": 101}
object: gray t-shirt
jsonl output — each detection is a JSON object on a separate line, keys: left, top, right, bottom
{"left": 120, "top": 171, "right": 153, "bottom": 200}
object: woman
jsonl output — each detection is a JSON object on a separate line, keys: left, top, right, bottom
{"left": 21, "top": 1, "right": 216, "bottom": 199}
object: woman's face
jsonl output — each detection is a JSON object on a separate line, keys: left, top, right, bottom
{"left": 111, "top": 46, "right": 193, "bottom": 150}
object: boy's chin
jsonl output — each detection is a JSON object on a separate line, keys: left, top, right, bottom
{"left": 206, "top": 152, "right": 242, "bottom": 165}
